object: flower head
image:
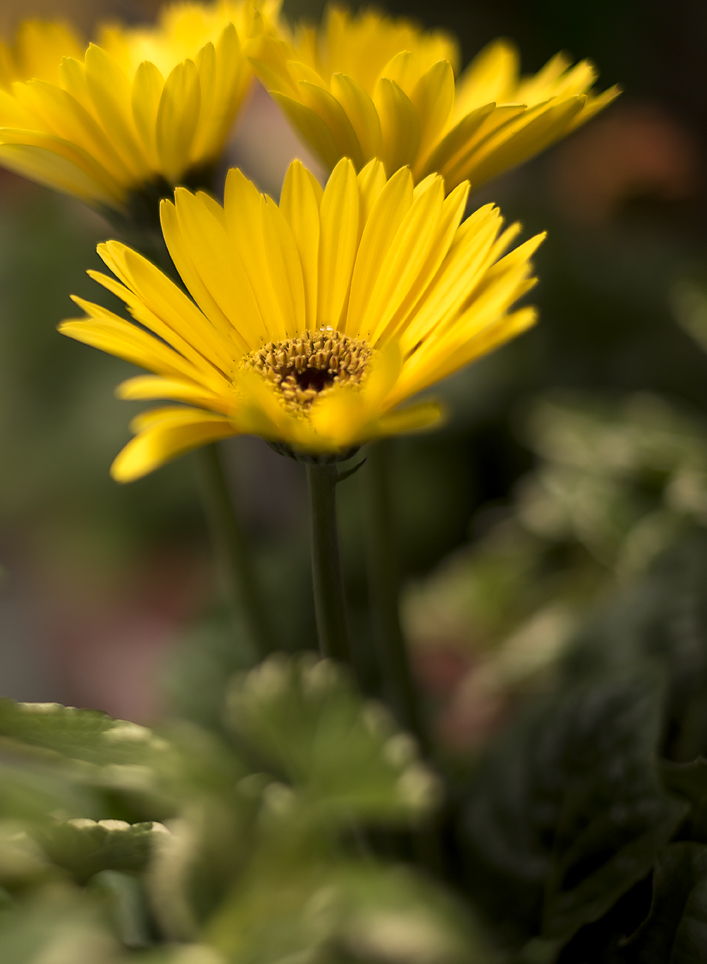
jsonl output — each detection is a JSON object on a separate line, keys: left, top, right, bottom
{"left": 0, "top": 2, "right": 276, "bottom": 213}
{"left": 60, "top": 158, "right": 544, "bottom": 481}
{"left": 253, "top": 5, "right": 619, "bottom": 190}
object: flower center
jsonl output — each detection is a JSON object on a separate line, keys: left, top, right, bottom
{"left": 244, "top": 330, "right": 373, "bottom": 412}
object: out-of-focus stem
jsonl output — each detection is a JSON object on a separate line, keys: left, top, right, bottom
{"left": 196, "top": 442, "right": 273, "bottom": 660}
{"left": 306, "top": 463, "right": 351, "bottom": 663}
{"left": 363, "top": 441, "right": 428, "bottom": 751}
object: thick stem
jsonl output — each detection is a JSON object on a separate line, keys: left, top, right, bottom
{"left": 196, "top": 443, "right": 272, "bottom": 660}
{"left": 364, "top": 442, "right": 428, "bottom": 750}
{"left": 306, "top": 463, "right": 351, "bottom": 663}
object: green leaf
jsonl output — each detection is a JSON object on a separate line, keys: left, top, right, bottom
{"left": 333, "top": 862, "right": 491, "bottom": 964}
{"left": 0, "top": 763, "right": 95, "bottom": 823}
{"left": 459, "top": 669, "right": 687, "bottom": 949}
{"left": 205, "top": 854, "right": 487, "bottom": 964}
{"left": 661, "top": 759, "right": 707, "bottom": 807}
{"left": 91, "top": 869, "right": 153, "bottom": 948}
{"left": 33, "top": 818, "right": 168, "bottom": 883}
{"left": 226, "top": 653, "right": 440, "bottom": 825}
{"left": 133, "top": 948, "right": 226, "bottom": 964}
{"left": 0, "top": 888, "right": 119, "bottom": 964}
{"left": 564, "top": 533, "right": 707, "bottom": 763}
{"left": 0, "top": 699, "right": 168, "bottom": 768}
{"left": 661, "top": 759, "right": 707, "bottom": 842}
{"left": 622, "top": 842, "right": 707, "bottom": 963}
{"left": 0, "top": 822, "right": 50, "bottom": 888}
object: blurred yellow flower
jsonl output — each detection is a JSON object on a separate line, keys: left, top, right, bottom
{"left": 60, "top": 157, "right": 543, "bottom": 481}
{"left": 253, "top": 5, "right": 619, "bottom": 190}
{"left": 0, "top": 2, "right": 277, "bottom": 213}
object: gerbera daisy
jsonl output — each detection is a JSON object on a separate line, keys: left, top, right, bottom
{"left": 59, "top": 157, "right": 544, "bottom": 481}
{"left": 252, "top": 4, "right": 619, "bottom": 190}
{"left": 0, "top": 1, "right": 277, "bottom": 215}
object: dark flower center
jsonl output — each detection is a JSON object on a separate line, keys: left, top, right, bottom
{"left": 244, "top": 329, "right": 373, "bottom": 412}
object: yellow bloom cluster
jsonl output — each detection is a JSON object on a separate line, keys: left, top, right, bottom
{"left": 60, "top": 158, "right": 543, "bottom": 479}
{"left": 0, "top": 2, "right": 618, "bottom": 474}
{"left": 253, "top": 6, "right": 619, "bottom": 189}
{"left": 0, "top": 1, "right": 276, "bottom": 211}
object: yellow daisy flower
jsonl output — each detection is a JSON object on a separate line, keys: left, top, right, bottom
{"left": 0, "top": 2, "right": 277, "bottom": 214}
{"left": 59, "top": 157, "right": 544, "bottom": 482}
{"left": 252, "top": 5, "right": 619, "bottom": 190}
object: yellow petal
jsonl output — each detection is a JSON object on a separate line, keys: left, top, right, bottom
{"left": 379, "top": 50, "right": 422, "bottom": 96}
{"left": 223, "top": 168, "right": 291, "bottom": 341}
{"left": 271, "top": 91, "right": 342, "bottom": 170}
{"left": 453, "top": 98, "right": 586, "bottom": 188}
{"left": 361, "top": 339, "right": 402, "bottom": 407}
{"left": 364, "top": 176, "right": 446, "bottom": 343}
{"left": 262, "top": 194, "right": 306, "bottom": 335}
{"left": 156, "top": 58, "right": 201, "bottom": 182}
{"left": 298, "top": 80, "right": 363, "bottom": 168}
{"left": 234, "top": 368, "right": 320, "bottom": 450}
{"left": 330, "top": 72, "right": 382, "bottom": 160}
{"left": 318, "top": 157, "right": 359, "bottom": 329}
{"left": 374, "top": 399, "right": 444, "bottom": 437}
{"left": 173, "top": 185, "right": 269, "bottom": 348}
{"left": 0, "top": 133, "right": 120, "bottom": 206}
{"left": 418, "top": 103, "right": 516, "bottom": 182}
{"left": 455, "top": 40, "right": 519, "bottom": 115}
{"left": 60, "top": 306, "right": 199, "bottom": 384}
{"left": 346, "top": 166, "right": 413, "bottom": 336}
{"left": 280, "top": 158, "right": 321, "bottom": 328}
{"left": 404, "top": 305, "right": 538, "bottom": 398}
{"left": 411, "top": 59, "right": 454, "bottom": 160}
{"left": 192, "top": 25, "right": 250, "bottom": 160}
{"left": 398, "top": 205, "right": 505, "bottom": 350}
{"left": 84, "top": 44, "right": 148, "bottom": 178}
{"left": 111, "top": 407, "right": 235, "bottom": 482}
{"left": 355, "top": 157, "right": 387, "bottom": 227}
{"left": 14, "top": 79, "right": 131, "bottom": 185}
{"left": 132, "top": 60, "right": 164, "bottom": 168}
{"left": 374, "top": 77, "right": 420, "bottom": 175}
{"left": 94, "top": 240, "right": 237, "bottom": 375}
{"left": 58, "top": 56, "right": 93, "bottom": 115}
{"left": 117, "top": 374, "right": 227, "bottom": 411}
{"left": 382, "top": 179, "right": 470, "bottom": 343}
{"left": 160, "top": 197, "right": 246, "bottom": 350}
{"left": 309, "top": 388, "right": 369, "bottom": 447}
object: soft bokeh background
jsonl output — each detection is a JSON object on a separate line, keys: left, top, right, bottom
{"left": 1, "top": 0, "right": 707, "bottom": 749}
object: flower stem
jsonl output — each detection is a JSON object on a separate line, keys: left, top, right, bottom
{"left": 306, "top": 463, "right": 351, "bottom": 663}
{"left": 363, "top": 442, "right": 428, "bottom": 751}
{"left": 196, "top": 442, "right": 273, "bottom": 660}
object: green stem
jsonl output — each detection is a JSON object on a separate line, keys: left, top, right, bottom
{"left": 306, "top": 463, "right": 351, "bottom": 663}
{"left": 196, "top": 443, "right": 272, "bottom": 660}
{"left": 364, "top": 442, "right": 428, "bottom": 750}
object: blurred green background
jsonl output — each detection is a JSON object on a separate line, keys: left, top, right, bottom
{"left": 1, "top": 0, "right": 706, "bottom": 750}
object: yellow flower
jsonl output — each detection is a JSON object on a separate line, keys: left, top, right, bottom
{"left": 0, "top": 2, "right": 276, "bottom": 213}
{"left": 253, "top": 5, "right": 619, "bottom": 190}
{"left": 59, "top": 157, "right": 544, "bottom": 481}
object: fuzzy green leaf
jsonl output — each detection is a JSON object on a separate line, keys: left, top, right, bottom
{"left": 0, "top": 889, "right": 119, "bottom": 963}
{"left": 206, "top": 855, "right": 486, "bottom": 964}
{"left": 226, "top": 654, "right": 440, "bottom": 824}
{"left": 0, "top": 699, "right": 168, "bottom": 768}
{"left": 33, "top": 818, "right": 168, "bottom": 883}
{"left": 459, "top": 669, "right": 687, "bottom": 949}
{"left": 622, "top": 842, "right": 707, "bottom": 963}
